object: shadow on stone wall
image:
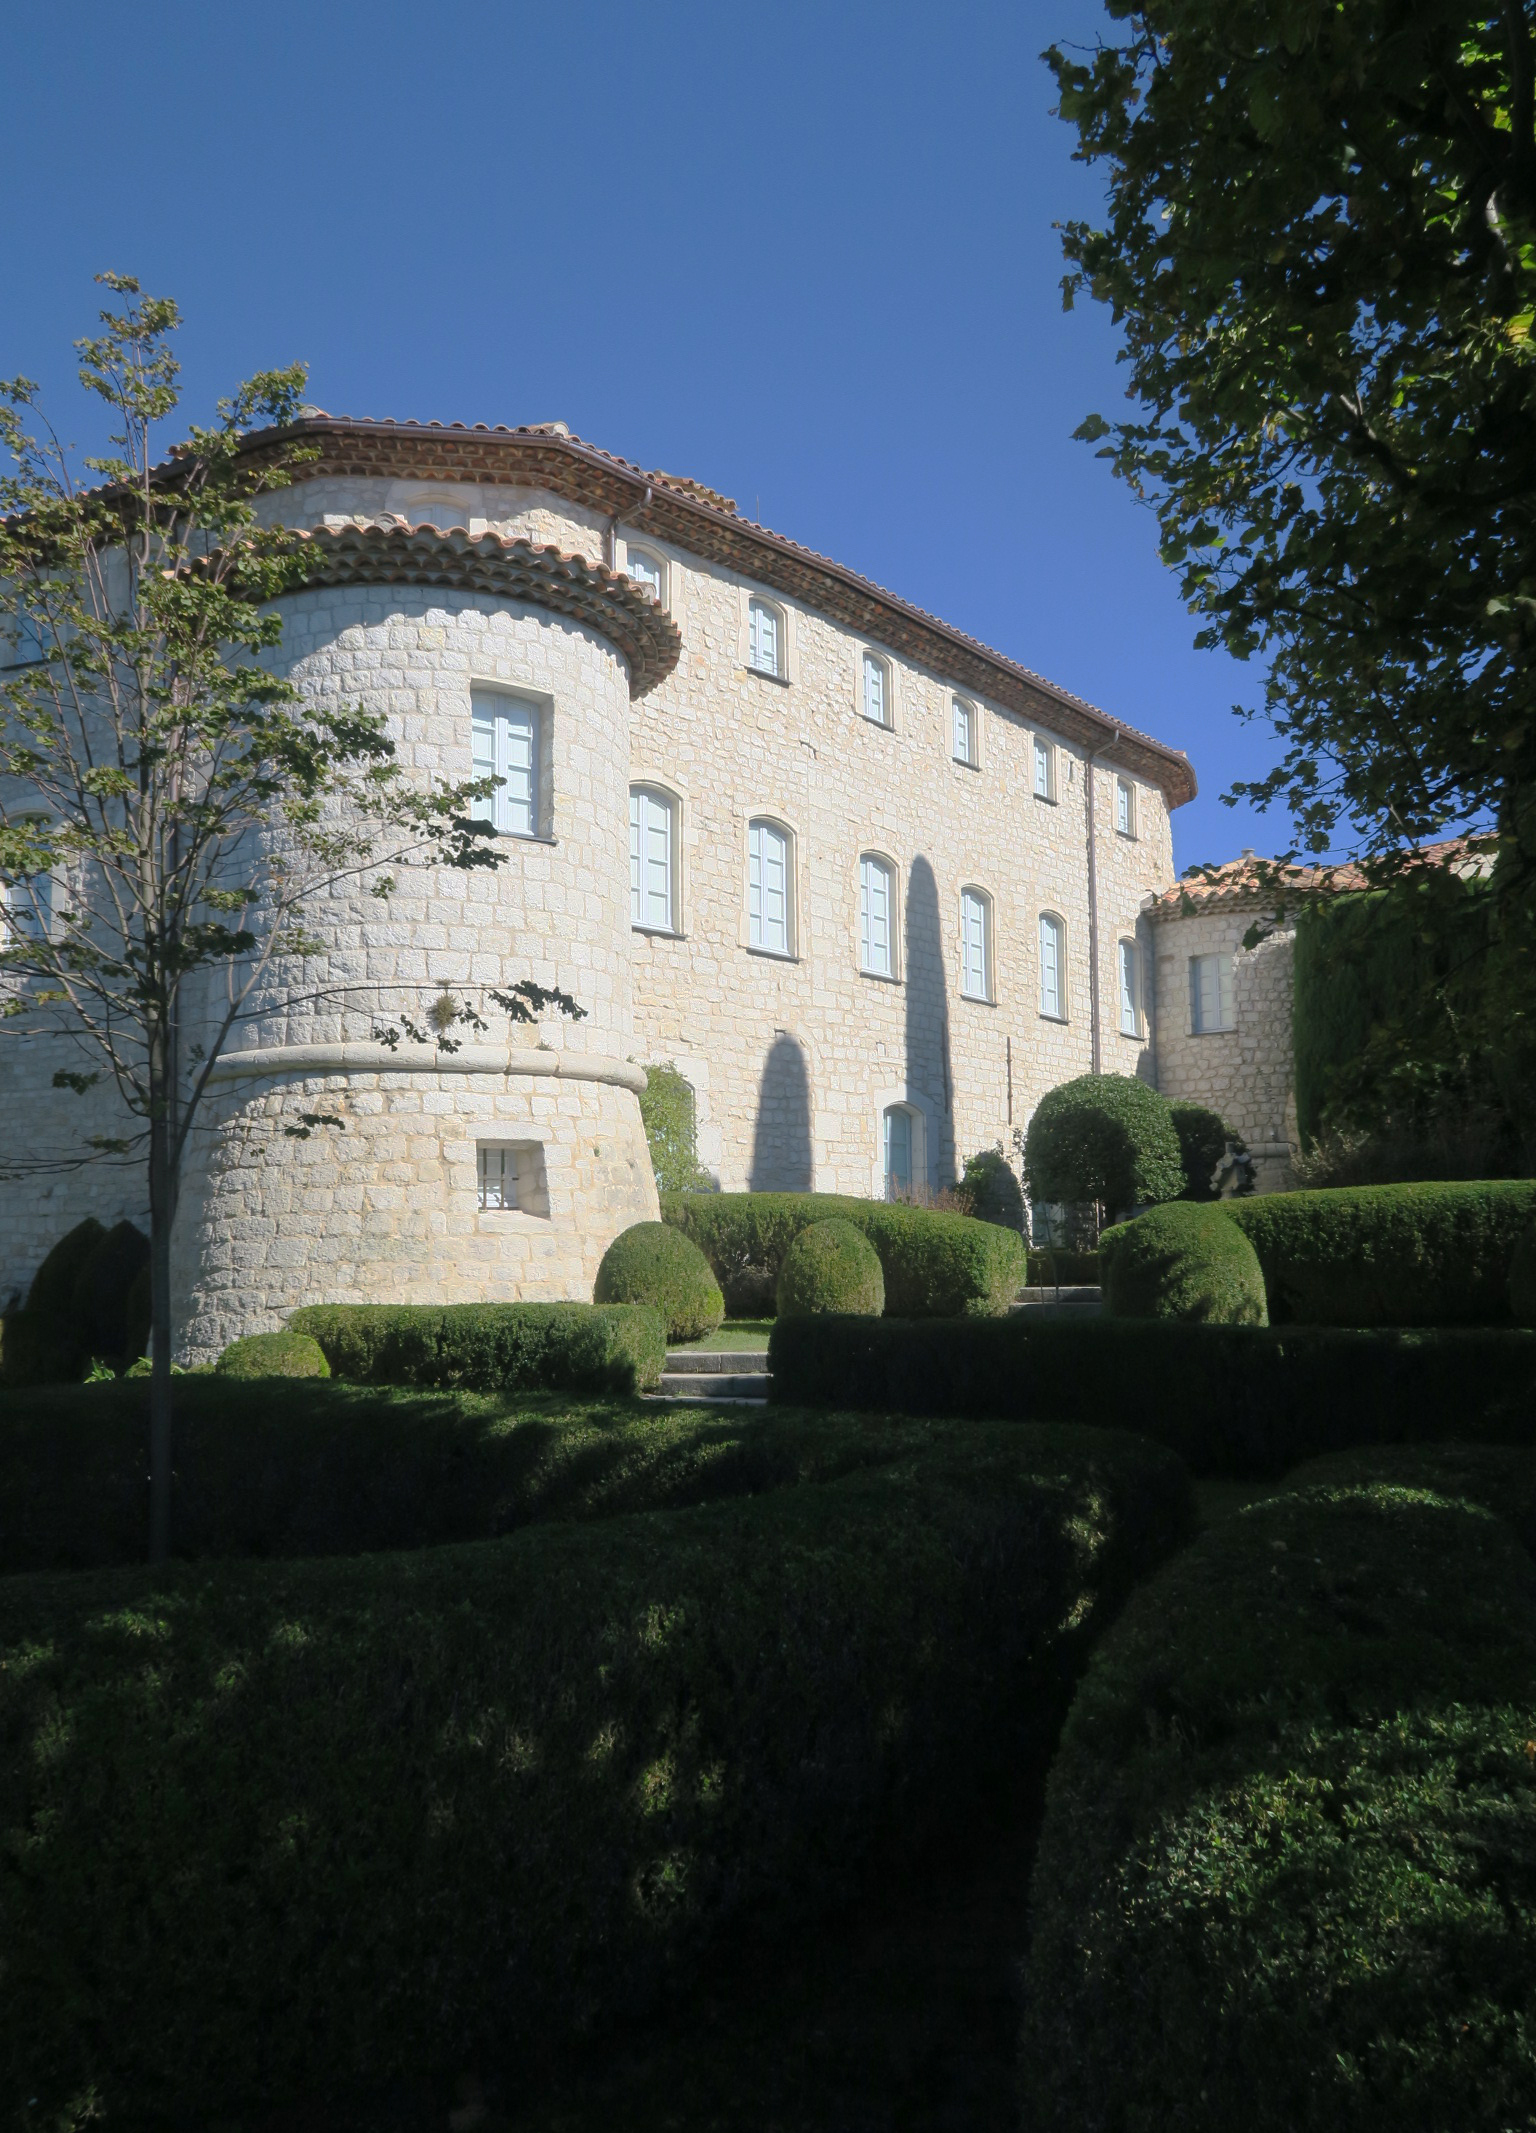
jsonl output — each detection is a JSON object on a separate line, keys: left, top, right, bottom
{"left": 749, "top": 1031, "right": 814, "bottom": 1190}
{"left": 904, "top": 856, "right": 955, "bottom": 1191}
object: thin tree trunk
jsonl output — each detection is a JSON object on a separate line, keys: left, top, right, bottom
{"left": 147, "top": 1020, "right": 175, "bottom": 1564}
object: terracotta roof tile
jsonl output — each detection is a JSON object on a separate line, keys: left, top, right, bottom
{"left": 1143, "top": 836, "right": 1494, "bottom": 916}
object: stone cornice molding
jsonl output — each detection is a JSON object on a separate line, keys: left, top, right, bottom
{"left": 207, "top": 1041, "right": 649, "bottom": 1093}
{"left": 235, "top": 416, "right": 1198, "bottom": 806}
{"left": 283, "top": 520, "right": 682, "bottom": 699}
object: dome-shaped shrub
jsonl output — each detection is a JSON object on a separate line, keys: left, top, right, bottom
{"left": 1170, "top": 1102, "right": 1242, "bottom": 1202}
{"left": 955, "top": 1147, "right": 1026, "bottom": 1229}
{"left": 1101, "top": 1201, "right": 1268, "bottom": 1325}
{"left": 1024, "top": 1073, "right": 1184, "bottom": 1216}
{"left": 593, "top": 1221, "right": 724, "bottom": 1341}
{"left": 214, "top": 1331, "right": 331, "bottom": 1379}
{"left": 776, "top": 1219, "right": 885, "bottom": 1319}
{"left": 1510, "top": 1225, "right": 1536, "bottom": 1325}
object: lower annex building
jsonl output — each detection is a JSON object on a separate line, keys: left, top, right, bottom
{"left": 0, "top": 416, "right": 1250, "bottom": 1358}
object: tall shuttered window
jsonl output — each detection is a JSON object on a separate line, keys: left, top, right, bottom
{"left": 1116, "top": 776, "right": 1136, "bottom": 837}
{"left": 748, "top": 598, "right": 783, "bottom": 678}
{"left": 749, "top": 819, "right": 792, "bottom": 955}
{"left": 884, "top": 1105, "right": 913, "bottom": 1199}
{"left": 862, "top": 651, "right": 889, "bottom": 726}
{"left": 1190, "top": 952, "right": 1236, "bottom": 1033}
{"left": 629, "top": 787, "right": 676, "bottom": 932}
{"left": 1039, "top": 913, "right": 1065, "bottom": 1020}
{"left": 960, "top": 888, "right": 991, "bottom": 1002}
{"left": 952, "top": 696, "right": 975, "bottom": 765}
{"left": 1033, "top": 737, "right": 1055, "bottom": 801}
{"left": 1119, "top": 938, "right": 1139, "bottom": 1035}
{"left": 470, "top": 689, "right": 539, "bottom": 837}
{"left": 859, "top": 854, "right": 894, "bottom": 976}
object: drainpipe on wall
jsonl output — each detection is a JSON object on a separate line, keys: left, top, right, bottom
{"left": 1086, "top": 751, "right": 1102, "bottom": 1075}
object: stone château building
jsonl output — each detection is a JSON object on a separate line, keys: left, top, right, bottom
{"left": 2, "top": 415, "right": 1301, "bottom": 1358}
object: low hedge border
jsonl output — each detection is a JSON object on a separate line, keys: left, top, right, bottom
{"left": 1222, "top": 1178, "right": 1536, "bottom": 1326}
{"left": 660, "top": 1192, "right": 1025, "bottom": 1318}
{"left": 1020, "top": 1477, "right": 1536, "bottom": 2131}
{"left": 0, "top": 1422, "right": 1191, "bottom": 2124}
{"left": 0, "top": 1383, "right": 1174, "bottom": 1578}
{"left": 766, "top": 1314, "right": 1536, "bottom": 1476}
{"left": 287, "top": 1301, "right": 665, "bottom": 1394}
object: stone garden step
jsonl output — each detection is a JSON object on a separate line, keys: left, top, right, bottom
{"left": 664, "top": 1350, "right": 770, "bottom": 1373}
{"left": 1011, "top": 1285, "right": 1103, "bottom": 1316}
{"left": 652, "top": 1349, "right": 772, "bottom": 1405}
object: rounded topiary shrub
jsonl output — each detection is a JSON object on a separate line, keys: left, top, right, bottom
{"left": 214, "top": 1331, "right": 331, "bottom": 1379}
{"left": 776, "top": 1218, "right": 886, "bottom": 1320}
{"left": 1510, "top": 1225, "right": 1536, "bottom": 1325}
{"left": 593, "top": 1221, "right": 724, "bottom": 1342}
{"left": 1024, "top": 1074, "right": 1184, "bottom": 1217}
{"left": 1100, "top": 1201, "right": 1268, "bottom": 1325}
{"left": 955, "top": 1147, "right": 1026, "bottom": 1230}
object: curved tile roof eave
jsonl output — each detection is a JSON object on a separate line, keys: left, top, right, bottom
{"left": 280, "top": 520, "right": 682, "bottom": 699}
{"left": 232, "top": 415, "right": 1198, "bottom": 808}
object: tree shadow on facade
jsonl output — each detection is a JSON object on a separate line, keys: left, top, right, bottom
{"left": 904, "top": 856, "right": 955, "bottom": 1192}
{"left": 749, "top": 1032, "right": 814, "bottom": 1190}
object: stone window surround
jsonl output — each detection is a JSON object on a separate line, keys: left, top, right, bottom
{"left": 872, "top": 1086, "right": 933, "bottom": 1201}
{"left": 951, "top": 693, "right": 981, "bottom": 771}
{"left": 618, "top": 536, "right": 670, "bottom": 612}
{"left": 1117, "top": 934, "right": 1143, "bottom": 1039}
{"left": 741, "top": 808, "right": 801, "bottom": 960}
{"left": 1038, "top": 909, "right": 1069, "bottom": 1022}
{"left": 476, "top": 1137, "right": 551, "bottom": 1218}
{"left": 855, "top": 847, "right": 902, "bottom": 983}
{"left": 1115, "top": 774, "right": 1138, "bottom": 840}
{"left": 630, "top": 776, "right": 687, "bottom": 939}
{"left": 742, "top": 588, "right": 793, "bottom": 683}
{"left": 959, "top": 883, "right": 996, "bottom": 1005}
{"left": 1033, "top": 735, "right": 1060, "bottom": 804}
{"left": 468, "top": 676, "right": 556, "bottom": 843}
{"left": 857, "top": 645, "right": 898, "bottom": 733}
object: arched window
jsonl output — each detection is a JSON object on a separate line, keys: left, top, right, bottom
{"left": 1039, "top": 913, "right": 1066, "bottom": 1020}
{"left": 859, "top": 853, "right": 895, "bottom": 977}
{"left": 1118, "top": 937, "right": 1140, "bottom": 1035}
{"left": 960, "top": 887, "right": 993, "bottom": 1002}
{"left": 748, "top": 597, "right": 785, "bottom": 679}
{"left": 404, "top": 495, "right": 469, "bottom": 530}
{"left": 883, "top": 1104, "right": 915, "bottom": 1200}
{"left": 1033, "top": 736, "right": 1057, "bottom": 802}
{"left": 952, "top": 695, "right": 976, "bottom": 766}
{"left": 748, "top": 818, "right": 793, "bottom": 955}
{"left": 861, "top": 650, "right": 891, "bottom": 727}
{"left": 625, "top": 546, "right": 666, "bottom": 604}
{"left": 630, "top": 786, "right": 677, "bottom": 932}
{"left": 471, "top": 686, "right": 540, "bottom": 838}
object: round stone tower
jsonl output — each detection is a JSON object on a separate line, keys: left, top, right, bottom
{"left": 172, "top": 522, "right": 681, "bottom": 1360}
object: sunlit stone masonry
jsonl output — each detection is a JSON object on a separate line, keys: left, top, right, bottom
{"left": 1, "top": 415, "right": 1230, "bottom": 1357}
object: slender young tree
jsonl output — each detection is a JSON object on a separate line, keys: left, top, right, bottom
{"left": 0, "top": 278, "right": 574, "bottom": 1558}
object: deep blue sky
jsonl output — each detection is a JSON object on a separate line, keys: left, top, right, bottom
{"left": 3, "top": 0, "right": 1282, "bottom": 870}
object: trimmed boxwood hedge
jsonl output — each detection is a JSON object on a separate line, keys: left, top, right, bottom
{"left": 214, "top": 1330, "right": 330, "bottom": 1379}
{"left": 0, "top": 1382, "right": 1132, "bottom": 1576}
{"left": 1100, "top": 1200, "right": 1268, "bottom": 1323}
{"left": 287, "top": 1301, "right": 665, "bottom": 1394}
{"left": 1019, "top": 1479, "right": 1536, "bottom": 2132}
{"left": 593, "top": 1221, "right": 724, "bottom": 1341}
{"left": 776, "top": 1219, "right": 885, "bottom": 1318}
{"left": 0, "top": 1422, "right": 1190, "bottom": 2123}
{"left": 1222, "top": 1178, "right": 1536, "bottom": 1326}
{"left": 660, "top": 1192, "right": 1024, "bottom": 1318}
{"left": 767, "top": 1314, "right": 1536, "bottom": 1476}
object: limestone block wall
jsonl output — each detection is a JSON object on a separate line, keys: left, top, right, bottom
{"left": 268, "top": 474, "right": 1179, "bottom": 1193}
{"left": 618, "top": 538, "right": 1173, "bottom": 1193}
{"left": 1150, "top": 903, "right": 1298, "bottom": 1190}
